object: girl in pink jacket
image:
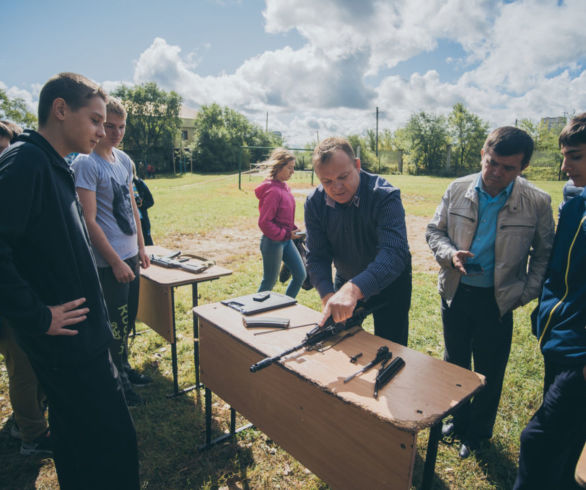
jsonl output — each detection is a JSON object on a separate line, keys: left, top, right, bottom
{"left": 255, "top": 148, "right": 306, "bottom": 298}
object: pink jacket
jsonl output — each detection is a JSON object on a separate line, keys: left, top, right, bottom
{"left": 255, "top": 179, "right": 297, "bottom": 241}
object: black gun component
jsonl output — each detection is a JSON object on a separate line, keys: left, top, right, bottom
{"left": 373, "top": 356, "right": 405, "bottom": 399}
{"left": 343, "top": 346, "right": 392, "bottom": 383}
{"left": 253, "top": 322, "right": 317, "bottom": 336}
{"left": 349, "top": 352, "right": 363, "bottom": 364}
{"left": 243, "top": 317, "right": 290, "bottom": 329}
{"left": 150, "top": 251, "right": 214, "bottom": 274}
{"left": 249, "top": 301, "right": 380, "bottom": 373}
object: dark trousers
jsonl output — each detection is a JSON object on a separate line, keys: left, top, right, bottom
{"left": 31, "top": 351, "right": 139, "bottom": 490}
{"left": 98, "top": 255, "right": 140, "bottom": 388}
{"left": 514, "top": 363, "right": 586, "bottom": 490}
{"left": 441, "top": 284, "right": 513, "bottom": 440}
{"left": 0, "top": 320, "right": 47, "bottom": 441}
{"left": 335, "top": 262, "right": 411, "bottom": 346}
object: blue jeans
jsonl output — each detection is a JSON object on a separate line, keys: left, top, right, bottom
{"left": 258, "top": 235, "right": 306, "bottom": 298}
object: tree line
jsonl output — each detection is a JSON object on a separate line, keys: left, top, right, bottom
{"left": 0, "top": 84, "right": 567, "bottom": 178}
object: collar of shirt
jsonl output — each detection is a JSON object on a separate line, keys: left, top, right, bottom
{"left": 475, "top": 174, "right": 514, "bottom": 203}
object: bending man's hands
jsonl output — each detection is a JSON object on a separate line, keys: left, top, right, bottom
{"left": 319, "top": 281, "right": 364, "bottom": 327}
{"left": 47, "top": 298, "right": 89, "bottom": 336}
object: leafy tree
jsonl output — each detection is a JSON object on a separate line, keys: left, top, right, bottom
{"left": 191, "top": 104, "right": 282, "bottom": 172}
{"left": 447, "top": 103, "right": 489, "bottom": 174}
{"left": 517, "top": 118, "right": 538, "bottom": 141}
{"left": 404, "top": 112, "right": 449, "bottom": 174}
{"left": 0, "top": 89, "right": 37, "bottom": 128}
{"left": 112, "top": 83, "right": 182, "bottom": 171}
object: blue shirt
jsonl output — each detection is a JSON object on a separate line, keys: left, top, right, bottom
{"left": 461, "top": 175, "right": 514, "bottom": 287}
{"left": 304, "top": 170, "right": 410, "bottom": 299}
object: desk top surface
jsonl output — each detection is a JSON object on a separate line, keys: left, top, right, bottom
{"left": 140, "top": 245, "right": 232, "bottom": 286}
{"left": 195, "top": 302, "right": 485, "bottom": 432}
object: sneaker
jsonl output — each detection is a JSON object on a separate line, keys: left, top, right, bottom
{"left": 126, "top": 368, "right": 153, "bottom": 386}
{"left": 124, "top": 388, "right": 144, "bottom": 407}
{"left": 20, "top": 429, "right": 53, "bottom": 457}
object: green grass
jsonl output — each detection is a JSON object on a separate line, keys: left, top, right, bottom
{"left": 0, "top": 172, "right": 566, "bottom": 489}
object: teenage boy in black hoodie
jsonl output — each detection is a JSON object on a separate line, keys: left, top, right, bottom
{"left": 0, "top": 73, "right": 139, "bottom": 490}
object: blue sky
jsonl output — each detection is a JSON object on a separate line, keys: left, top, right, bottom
{"left": 2, "top": 0, "right": 586, "bottom": 145}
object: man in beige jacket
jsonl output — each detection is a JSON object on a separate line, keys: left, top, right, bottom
{"left": 426, "top": 126, "right": 554, "bottom": 458}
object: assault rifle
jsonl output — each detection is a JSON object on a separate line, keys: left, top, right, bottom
{"left": 150, "top": 251, "right": 215, "bottom": 274}
{"left": 250, "top": 301, "right": 380, "bottom": 373}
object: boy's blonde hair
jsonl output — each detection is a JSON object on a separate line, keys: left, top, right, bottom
{"left": 106, "top": 96, "right": 127, "bottom": 119}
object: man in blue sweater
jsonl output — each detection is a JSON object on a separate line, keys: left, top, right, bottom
{"left": 305, "top": 137, "right": 411, "bottom": 345}
{"left": 514, "top": 114, "right": 586, "bottom": 489}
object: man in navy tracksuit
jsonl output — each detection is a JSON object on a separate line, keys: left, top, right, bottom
{"left": 514, "top": 114, "right": 586, "bottom": 489}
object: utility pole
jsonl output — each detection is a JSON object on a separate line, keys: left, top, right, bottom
{"left": 376, "top": 106, "right": 379, "bottom": 158}
{"left": 266, "top": 112, "right": 268, "bottom": 133}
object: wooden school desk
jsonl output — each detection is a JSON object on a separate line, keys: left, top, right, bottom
{"left": 194, "top": 301, "right": 485, "bottom": 489}
{"left": 137, "top": 245, "right": 231, "bottom": 397}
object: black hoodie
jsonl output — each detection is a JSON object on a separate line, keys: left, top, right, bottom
{"left": 0, "top": 130, "right": 112, "bottom": 367}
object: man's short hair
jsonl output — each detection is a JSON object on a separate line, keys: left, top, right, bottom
{"left": 312, "top": 137, "right": 356, "bottom": 168}
{"left": 483, "top": 126, "right": 534, "bottom": 168}
{"left": 0, "top": 121, "right": 13, "bottom": 141}
{"left": 38, "top": 72, "right": 107, "bottom": 127}
{"left": 1, "top": 120, "right": 23, "bottom": 143}
{"left": 559, "top": 113, "right": 586, "bottom": 148}
{"left": 266, "top": 148, "right": 295, "bottom": 180}
{"left": 106, "top": 97, "right": 127, "bottom": 120}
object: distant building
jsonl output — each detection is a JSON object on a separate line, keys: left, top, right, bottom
{"left": 540, "top": 116, "right": 566, "bottom": 131}
{"left": 178, "top": 106, "right": 198, "bottom": 145}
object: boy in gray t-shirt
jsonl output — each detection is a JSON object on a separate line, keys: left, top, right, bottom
{"left": 73, "top": 97, "right": 151, "bottom": 406}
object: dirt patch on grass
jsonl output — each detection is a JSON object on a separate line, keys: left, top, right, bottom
{"left": 159, "top": 215, "right": 439, "bottom": 273}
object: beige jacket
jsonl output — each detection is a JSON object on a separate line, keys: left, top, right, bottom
{"left": 426, "top": 173, "right": 555, "bottom": 316}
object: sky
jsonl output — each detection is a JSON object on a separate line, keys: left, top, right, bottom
{"left": 2, "top": 0, "right": 586, "bottom": 146}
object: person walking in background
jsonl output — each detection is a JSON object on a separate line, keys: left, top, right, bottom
{"left": 255, "top": 148, "right": 306, "bottom": 298}
{"left": 132, "top": 162, "right": 155, "bottom": 246}
{"left": 426, "top": 127, "right": 554, "bottom": 459}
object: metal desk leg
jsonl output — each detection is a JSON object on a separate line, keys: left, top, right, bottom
{"left": 198, "top": 389, "right": 253, "bottom": 451}
{"left": 421, "top": 422, "right": 442, "bottom": 490}
{"left": 192, "top": 283, "right": 201, "bottom": 389}
{"left": 168, "top": 287, "right": 180, "bottom": 397}
{"left": 205, "top": 387, "right": 212, "bottom": 447}
{"left": 167, "top": 286, "right": 197, "bottom": 398}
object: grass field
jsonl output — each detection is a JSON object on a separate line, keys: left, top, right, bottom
{"left": 0, "top": 172, "right": 566, "bottom": 489}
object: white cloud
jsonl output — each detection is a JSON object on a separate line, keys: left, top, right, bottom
{"left": 0, "top": 81, "right": 39, "bottom": 114}
{"left": 6, "top": 0, "right": 582, "bottom": 146}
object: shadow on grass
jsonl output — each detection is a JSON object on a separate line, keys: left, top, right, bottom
{"left": 0, "top": 421, "right": 48, "bottom": 490}
{"left": 132, "top": 359, "right": 255, "bottom": 489}
{"left": 411, "top": 449, "right": 451, "bottom": 490}
{"left": 475, "top": 440, "right": 518, "bottom": 489}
